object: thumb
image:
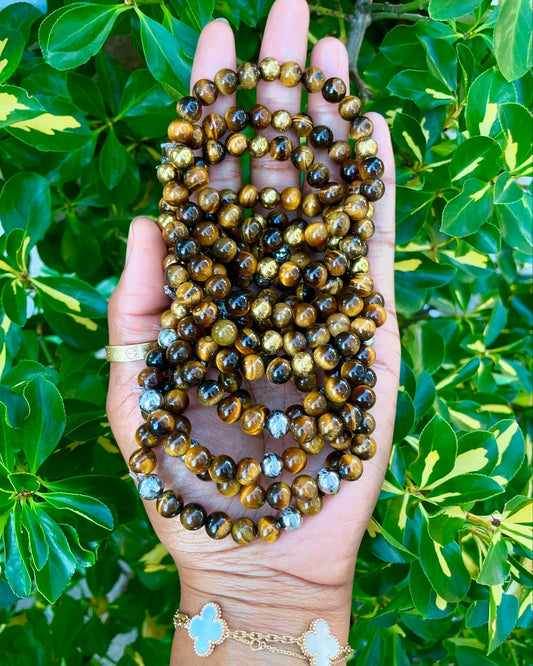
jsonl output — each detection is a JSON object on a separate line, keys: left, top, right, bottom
{"left": 108, "top": 216, "right": 170, "bottom": 346}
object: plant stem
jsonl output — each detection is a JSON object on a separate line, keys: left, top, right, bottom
{"left": 309, "top": 4, "right": 345, "bottom": 19}
{"left": 346, "top": 0, "right": 373, "bottom": 99}
{"left": 337, "top": 0, "right": 347, "bottom": 43}
{"left": 373, "top": 11, "right": 428, "bottom": 20}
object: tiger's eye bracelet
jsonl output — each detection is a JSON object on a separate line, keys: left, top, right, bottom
{"left": 128, "top": 57, "right": 386, "bottom": 545}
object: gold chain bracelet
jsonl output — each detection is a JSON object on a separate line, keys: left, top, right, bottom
{"left": 173, "top": 602, "right": 353, "bottom": 664}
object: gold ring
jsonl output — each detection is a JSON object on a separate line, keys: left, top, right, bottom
{"left": 105, "top": 342, "right": 158, "bottom": 362}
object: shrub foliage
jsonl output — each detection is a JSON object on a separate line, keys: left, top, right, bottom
{"left": 0, "top": 0, "right": 531, "bottom": 664}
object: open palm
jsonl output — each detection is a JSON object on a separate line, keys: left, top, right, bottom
{"left": 106, "top": 0, "right": 400, "bottom": 646}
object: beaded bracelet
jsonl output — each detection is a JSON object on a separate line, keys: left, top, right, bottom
{"left": 173, "top": 601, "right": 353, "bottom": 664}
{"left": 128, "top": 57, "right": 386, "bottom": 544}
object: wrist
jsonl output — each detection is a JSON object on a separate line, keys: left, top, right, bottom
{"left": 171, "top": 566, "right": 352, "bottom": 665}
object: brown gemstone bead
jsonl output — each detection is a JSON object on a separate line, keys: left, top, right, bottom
{"left": 259, "top": 56, "right": 281, "bottom": 81}
{"left": 351, "top": 385, "right": 376, "bottom": 409}
{"left": 329, "top": 429, "right": 352, "bottom": 451}
{"left": 319, "top": 182, "right": 344, "bottom": 205}
{"left": 168, "top": 119, "right": 194, "bottom": 143}
{"left": 283, "top": 331, "right": 307, "bottom": 356}
{"left": 164, "top": 389, "right": 189, "bottom": 415}
{"left": 350, "top": 317, "right": 376, "bottom": 341}
{"left": 360, "top": 178, "right": 385, "bottom": 202}
{"left": 280, "top": 60, "right": 302, "bottom": 86}
{"left": 257, "top": 515, "right": 281, "bottom": 543}
{"left": 300, "top": 435, "right": 326, "bottom": 455}
{"left": 174, "top": 415, "right": 192, "bottom": 435}
{"left": 339, "top": 402, "right": 363, "bottom": 431}
{"left": 329, "top": 140, "right": 352, "bottom": 164}
{"left": 240, "top": 406, "right": 268, "bottom": 436}
{"left": 350, "top": 116, "right": 374, "bottom": 141}
{"left": 292, "top": 145, "right": 314, "bottom": 170}
{"left": 290, "top": 414, "right": 317, "bottom": 445}
{"left": 324, "top": 376, "right": 351, "bottom": 403}
{"left": 176, "top": 96, "right": 202, "bottom": 123}
{"left": 138, "top": 367, "right": 164, "bottom": 390}
{"left": 313, "top": 344, "right": 339, "bottom": 370}
{"left": 304, "top": 221, "right": 329, "bottom": 247}
{"left": 270, "top": 136, "right": 292, "bottom": 161}
{"left": 337, "top": 453, "right": 363, "bottom": 481}
{"left": 266, "top": 357, "right": 292, "bottom": 384}
{"left": 169, "top": 144, "right": 195, "bottom": 170}
{"left": 360, "top": 156, "right": 384, "bottom": 179}
{"left": 203, "top": 139, "right": 226, "bottom": 164}
{"left": 215, "top": 68, "right": 238, "bottom": 94}
{"left": 292, "top": 112, "right": 313, "bottom": 137}
{"left": 360, "top": 412, "right": 376, "bottom": 434}
{"left": 217, "top": 479, "right": 241, "bottom": 497}
{"left": 298, "top": 496, "right": 323, "bottom": 515}
{"left": 197, "top": 380, "right": 224, "bottom": 407}
{"left": 302, "top": 66, "right": 325, "bottom": 93}
{"left": 235, "top": 251, "right": 258, "bottom": 277}
{"left": 303, "top": 390, "right": 328, "bottom": 417}
{"left": 216, "top": 395, "right": 242, "bottom": 424}
{"left": 271, "top": 110, "right": 292, "bottom": 132}
{"left": 163, "top": 431, "right": 191, "bottom": 457}
{"left": 338, "top": 95, "right": 362, "bottom": 120}
{"left": 211, "top": 319, "right": 238, "bottom": 346}
{"left": 239, "top": 184, "right": 259, "bottom": 208}
{"left": 225, "top": 106, "right": 249, "bottom": 132}
{"left": 193, "top": 78, "right": 218, "bottom": 106}
{"left": 242, "top": 354, "right": 265, "bottom": 381}
{"left": 238, "top": 62, "right": 261, "bottom": 89}
{"left": 282, "top": 447, "right": 307, "bottom": 473}
{"left": 177, "top": 317, "right": 202, "bottom": 342}
{"left": 175, "top": 281, "right": 202, "bottom": 306}
{"left": 307, "top": 323, "right": 331, "bottom": 348}
{"left": 350, "top": 434, "right": 377, "bottom": 460}
{"left": 184, "top": 445, "right": 213, "bottom": 473}
{"left": 291, "top": 475, "right": 318, "bottom": 501}
{"left": 249, "top": 103, "right": 272, "bottom": 129}
{"left": 202, "top": 113, "right": 226, "bottom": 140}
{"left": 291, "top": 352, "right": 314, "bottom": 378}
{"left": 310, "top": 125, "right": 334, "bottom": 150}
{"left": 266, "top": 482, "right": 292, "bottom": 510}
{"left": 156, "top": 490, "right": 183, "bottom": 518}
{"left": 183, "top": 165, "right": 209, "bottom": 192}
{"left": 205, "top": 512, "right": 232, "bottom": 539}
{"left": 318, "top": 413, "right": 344, "bottom": 441}
{"left": 180, "top": 503, "right": 206, "bottom": 530}
{"left": 259, "top": 186, "right": 281, "bottom": 209}
{"left": 262, "top": 330, "right": 283, "bottom": 354}
{"left": 307, "top": 163, "right": 330, "bottom": 188}
{"left": 338, "top": 292, "right": 364, "bottom": 318}
{"left": 163, "top": 181, "right": 188, "bottom": 206}
{"left": 232, "top": 517, "right": 257, "bottom": 544}
{"left": 352, "top": 218, "right": 375, "bottom": 240}
{"left": 157, "top": 163, "right": 177, "bottom": 183}
{"left": 240, "top": 483, "right": 266, "bottom": 509}
{"left": 197, "top": 187, "right": 220, "bottom": 214}
{"left": 322, "top": 77, "right": 346, "bottom": 103}
{"left": 364, "top": 303, "right": 387, "bottom": 327}
{"left": 327, "top": 312, "right": 351, "bottom": 336}
{"left": 278, "top": 261, "right": 302, "bottom": 287}
{"left": 129, "top": 447, "right": 156, "bottom": 475}
{"left": 136, "top": 423, "right": 159, "bottom": 448}
{"left": 325, "top": 450, "right": 344, "bottom": 470}
{"left": 147, "top": 409, "right": 175, "bottom": 435}
{"left": 249, "top": 134, "right": 270, "bottom": 158}
{"left": 226, "top": 132, "right": 248, "bottom": 157}
{"left": 209, "top": 455, "right": 237, "bottom": 483}
{"left": 355, "top": 138, "right": 378, "bottom": 159}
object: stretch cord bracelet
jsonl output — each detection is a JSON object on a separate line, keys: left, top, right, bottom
{"left": 173, "top": 602, "right": 353, "bottom": 665}
{"left": 128, "top": 57, "right": 386, "bottom": 544}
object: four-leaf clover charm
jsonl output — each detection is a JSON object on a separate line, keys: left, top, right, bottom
{"left": 187, "top": 602, "right": 228, "bottom": 657}
{"left": 301, "top": 619, "right": 340, "bottom": 666}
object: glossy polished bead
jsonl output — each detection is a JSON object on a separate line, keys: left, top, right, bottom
{"left": 292, "top": 145, "right": 314, "bottom": 170}
{"left": 265, "top": 357, "right": 292, "bottom": 384}
{"left": 257, "top": 515, "right": 281, "bottom": 542}
{"left": 329, "top": 140, "right": 352, "bottom": 164}
{"left": 233, "top": 458, "right": 261, "bottom": 487}
{"left": 322, "top": 77, "right": 346, "bottom": 102}
{"left": 129, "top": 447, "right": 156, "bottom": 475}
{"left": 309, "top": 125, "right": 333, "bottom": 149}
{"left": 240, "top": 482, "right": 266, "bottom": 509}
{"left": 242, "top": 354, "right": 265, "bottom": 381}
{"left": 351, "top": 384, "right": 376, "bottom": 409}
{"left": 205, "top": 512, "right": 232, "bottom": 539}
{"left": 147, "top": 409, "right": 175, "bottom": 435}
{"left": 291, "top": 475, "right": 319, "bottom": 501}
{"left": 217, "top": 395, "right": 242, "bottom": 424}
{"left": 184, "top": 445, "right": 213, "bottom": 473}
{"left": 203, "top": 139, "right": 226, "bottom": 164}
{"left": 193, "top": 78, "right": 218, "bottom": 106}
{"left": 302, "top": 66, "right": 325, "bottom": 93}
{"left": 232, "top": 517, "right": 257, "bottom": 544}
{"left": 270, "top": 136, "right": 292, "bottom": 161}
{"left": 226, "top": 132, "right": 248, "bottom": 157}
{"left": 238, "top": 62, "right": 261, "bottom": 89}
{"left": 259, "top": 56, "right": 281, "bottom": 80}
{"left": 271, "top": 110, "right": 292, "bottom": 132}
{"left": 350, "top": 116, "right": 374, "bottom": 140}
{"left": 176, "top": 96, "right": 202, "bottom": 123}
{"left": 168, "top": 119, "right": 194, "bottom": 143}
{"left": 261, "top": 452, "right": 284, "bottom": 478}
{"left": 279, "top": 506, "right": 303, "bottom": 531}
{"left": 156, "top": 490, "right": 183, "bottom": 518}
{"left": 139, "top": 389, "right": 164, "bottom": 413}
{"left": 217, "top": 479, "right": 241, "bottom": 497}
{"left": 307, "top": 163, "right": 330, "bottom": 188}
{"left": 282, "top": 447, "right": 307, "bottom": 473}
{"left": 136, "top": 423, "right": 159, "bottom": 449}
{"left": 180, "top": 503, "right": 206, "bottom": 530}
{"left": 163, "top": 431, "right": 190, "bottom": 457}
{"left": 158, "top": 328, "right": 178, "bottom": 348}
{"left": 337, "top": 453, "right": 363, "bottom": 481}
{"left": 248, "top": 134, "right": 270, "bottom": 158}
{"left": 138, "top": 475, "right": 164, "bottom": 500}
{"left": 292, "top": 112, "right": 313, "bottom": 136}
{"left": 215, "top": 68, "right": 238, "bottom": 94}
{"left": 317, "top": 468, "right": 341, "bottom": 495}
{"left": 355, "top": 138, "right": 378, "bottom": 159}
{"left": 350, "top": 434, "right": 377, "bottom": 459}
{"left": 280, "top": 60, "right": 302, "bottom": 86}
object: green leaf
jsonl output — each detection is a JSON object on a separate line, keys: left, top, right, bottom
{"left": 419, "top": 510, "right": 470, "bottom": 602}
{"left": 20, "top": 376, "right": 66, "bottom": 473}
{"left": 186, "top": 0, "right": 214, "bottom": 28}
{"left": 41, "top": 492, "right": 114, "bottom": 530}
{"left": 21, "top": 502, "right": 49, "bottom": 571}
{"left": 8, "top": 472, "right": 39, "bottom": 493}
{"left": 494, "top": 0, "right": 533, "bottom": 82}
{"left": 407, "top": 325, "right": 445, "bottom": 376}
{"left": 388, "top": 69, "right": 455, "bottom": 109}
{"left": 32, "top": 275, "right": 107, "bottom": 319}
{"left": 393, "top": 390, "right": 416, "bottom": 443}
{"left": 489, "top": 419, "right": 525, "bottom": 486}
{"left": 395, "top": 254, "right": 456, "bottom": 289}
{"left": 392, "top": 112, "right": 427, "bottom": 164}
{"left": 137, "top": 11, "right": 190, "bottom": 97}
{"left": 3, "top": 509, "right": 32, "bottom": 598}
{"left": 0, "top": 172, "right": 51, "bottom": 248}
{"left": 488, "top": 585, "right": 520, "bottom": 653}
{"left": 1, "top": 279, "right": 27, "bottom": 326}
{"left": 366, "top": 518, "right": 417, "bottom": 564}
{"left": 495, "top": 190, "right": 533, "bottom": 254}
{"left": 32, "top": 508, "right": 76, "bottom": 603}
{"left": 410, "top": 560, "right": 456, "bottom": 620}
{"left": 426, "top": 474, "right": 504, "bottom": 505}
{"left": 119, "top": 69, "right": 172, "bottom": 118}
{"left": 414, "top": 371, "right": 436, "bottom": 420}
{"left": 410, "top": 414, "right": 457, "bottom": 488}
{"left": 429, "top": 0, "right": 480, "bottom": 19}
{"left": 99, "top": 128, "right": 128, "bottom": 190}
{"left": 428, "top": 508, "right": 465, "bottom": 545}
{"left": 67, "top": 72, "right": 106, "bottom": 119}
{"left": 0, "top": 84, "right": 91, "bottom": 151}
{"left": 498, "top": 102, "right": 533, "bottom": 173}
{"left": 449, "top": 137, "right": 503, "bottom": 182}
{"left": 466, "top": 68, "right": 517, "bottom": 137}
{"left": 477, "top": 536, "right": 511, "bottom": 586}
{"left": 493, "top": 172, "right": 523, "bottom": 204}
{"left": 41, "top": 3, "right": 127, "bottom": 71}
{"left": 0, "top": 28, "right": 26, "bottom": 84}
{"left": 483, "top": 298, "right": 508, "bottom": 346}
{"left": 441, "top": 178, "right": 492, "bottom": 237}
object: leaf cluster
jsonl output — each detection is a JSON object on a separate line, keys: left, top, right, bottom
{"left": 0, "top": 0, "right": 531, "bottom": 664}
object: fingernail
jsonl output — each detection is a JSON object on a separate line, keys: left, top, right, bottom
{"left": 215, "top": 17, "right": 230, "bottom": 24}
{"left": 125, "top": 223, "right": 135, "bottom": 264}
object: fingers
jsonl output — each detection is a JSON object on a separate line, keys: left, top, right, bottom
{"left": 108, "top": 216, "right": 169, "bottom": 346}
{"left": 252, "top": 0, "right": 310, "bottom": 193}
{"left": 190, "top": 19, "right": 240, "bottom": 191}
{"left": 306, "top": 37, "right": 350, "bottom": 192}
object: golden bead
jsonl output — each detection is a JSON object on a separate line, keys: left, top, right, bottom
{"left": 232, "top": 517, "right": 257, "bottom": 545}
{"left": 240, "top": 406, "right": 268, "bottom": 436}
{"left": 257, "top": 515, "right": 281, "bottom": 542}
{"left": 271, "top": 110, "right": 292, "bottom": 132}
{"left": 280, "top": 61, "right": 302, "bottom": 86}
{"left": 259, "top": 56, "right": 281, "bottom": 81}
{"left": 193, "top": 78, "right": 218, "bottom": 105}
{"left": 236, "top": 457, "right": 262, "bottom": 485}
{"left": 129, "top": 447, "right": 156, "bottom": 475}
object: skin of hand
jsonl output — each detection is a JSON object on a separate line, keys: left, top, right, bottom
{"left": 106, "top": 0, "right": 400, "bottom": 663}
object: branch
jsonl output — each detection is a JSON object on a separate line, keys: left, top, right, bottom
{"left": 346, "top": 0, "right": 373, "bottom": 100}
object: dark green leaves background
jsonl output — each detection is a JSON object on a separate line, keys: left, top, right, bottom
{"left": 0, "top": 0, "right": 531, "bottom": 664}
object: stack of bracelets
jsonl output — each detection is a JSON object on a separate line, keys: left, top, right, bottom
{"left": 128, "top": 57, "right": 386, "bottom": 546}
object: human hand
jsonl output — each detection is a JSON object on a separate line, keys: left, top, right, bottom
{"left": 107, "top": 0, "right": 399, "bottom": 662}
